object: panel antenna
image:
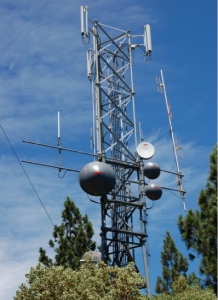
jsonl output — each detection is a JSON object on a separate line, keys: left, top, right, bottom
{"left": 81, "top": 6, "right": 89, "bottom": 38}
{"left": 144, "top": 24, "right": 152, "bottom": 57}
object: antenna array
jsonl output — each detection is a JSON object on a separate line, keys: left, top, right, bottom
{"left": 21, "top": 7, "right": 187, "bottom": 297}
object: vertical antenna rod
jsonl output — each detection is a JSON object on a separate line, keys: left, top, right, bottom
{"left": 57, "top": 111, "right": 62, "bottom": 171}
{"left": 58, "top": 111, "right": 61, "bottom": 141}
{"left": 159, "top": 70, "right": 186, "bottom": 211}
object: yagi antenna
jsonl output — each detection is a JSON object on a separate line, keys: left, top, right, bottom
{"left": 157, "top": 70, "right": 186, "bottom": 211}
{"left": 175, "top": 138, "right": 183, "bottom": 158}
{"left": 156, "top": 76, "right": 162, "bottom": 93}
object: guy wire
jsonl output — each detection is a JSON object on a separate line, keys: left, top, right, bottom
{"left": 0, "top": 124, "right": 55, "bottom": 227}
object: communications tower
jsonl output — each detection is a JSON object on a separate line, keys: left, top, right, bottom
{"left": 22, "top": 7, "right": 186, "bottom": 297}
{"left": 80, "top": 7, "right": 157, "bottom": 295}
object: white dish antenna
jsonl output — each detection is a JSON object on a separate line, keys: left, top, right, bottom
{"left": 136, "top": 142, "right": 155, "bottom": 159}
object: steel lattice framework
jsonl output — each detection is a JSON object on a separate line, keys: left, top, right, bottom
{"left": 83, "top": 14, "right": 152, "bottom": 295}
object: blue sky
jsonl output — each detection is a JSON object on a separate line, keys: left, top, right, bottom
{"left": 0, "top": 0, "right": 216, "bottom": 298}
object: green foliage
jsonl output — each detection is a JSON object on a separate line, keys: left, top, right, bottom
{"left": 155, "top": 231, "right": 189, "bottom": 294}
{"left": 14, "top": 260, "right": 147, "bottom": 300}
{"left": 153, "top": 276, "right": 216, "bottom": 300}
{"left": 14, "top": 262, "right": 216, "bottom": 300}
{"left": 39, "top": 197, "right": 96, "bottom": 270}
{"left": 177, "top": 145, "right": 217, "bottom": 293}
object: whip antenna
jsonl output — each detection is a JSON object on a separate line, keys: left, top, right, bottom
{"left": 57, "top": 111, "right": 62, "bottom": 172}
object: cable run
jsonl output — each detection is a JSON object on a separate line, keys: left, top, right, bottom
{"left": 0, "top": 125, "right": 55, "bottom": 227}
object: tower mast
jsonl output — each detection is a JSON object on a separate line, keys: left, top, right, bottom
{"left": 81, "top": 6, "right": 153, "bottom": 295}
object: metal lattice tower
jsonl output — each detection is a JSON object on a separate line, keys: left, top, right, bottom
{"left": 21, "top": 8, "right": 186, "bottom": 297}
{"left": 81, "top": 7, "right": 152, "bottom": 295}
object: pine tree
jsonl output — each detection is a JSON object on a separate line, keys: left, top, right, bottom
{"left": 39, "top": 197, "right": 96, "bottom": 269}
{"left": 155, "top": 231, "right": 189, "bottom": 294}
{"left": 177, "top": 145, "right": 217, "bottom": 293}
